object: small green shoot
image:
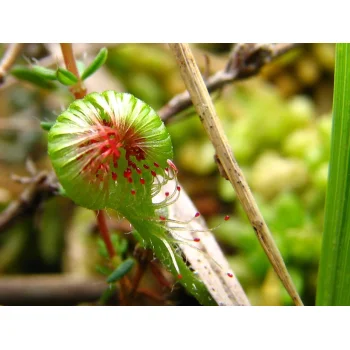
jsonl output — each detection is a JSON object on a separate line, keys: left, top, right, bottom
{"left": 56, "top": 67, "right": 79, "bottom": 86}
{"left": 10, "top": 65, "right": 56, "bottom": 89}
{"left": 106, "top": 258, "right": 135, "bottom": 283}
{"left": 32, "top": 66, "right": 57, "bottom": 80}
{"left": 40, "top": 121, "right": 55, "bottom": 131}
{"left": 81, "top": 48, "right": 108, "bottom": 81}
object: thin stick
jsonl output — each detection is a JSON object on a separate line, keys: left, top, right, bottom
{"left": 0, "top": 275, "right": 108, "bottom": 305}
{"left": 160, "top": 43, "right": 300, "bottom": 122}
{"left": 96, "top": 210, "right": 116, "bottom": 258}
{"left": 59, "top": 43, "right": 87, "bottom": 99}
{"left": 0, "top": 171, "right": 57, "bottom": 233}
{"left": 0, "top": 43, "right": 25, "bottom": 83}
{"left": 169, "top": 43, "right": 303, "bottom": 306}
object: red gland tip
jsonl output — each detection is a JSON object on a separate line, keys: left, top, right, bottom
{"left": 165, "top": 192, "right": 170, "bottom": 197}
{"left": 224, "top": 215, "right": 230, "bottom": 221}
{"left": 143, "top": 164, "right": 149, "bottom": 170}
{"left": 195, "top": 212, "right": 200, "bottom": 218}
{"left": 177, "top": 274, "right": 183, "bottom": 279}
{"left": 227, "top": 273, "right": 233, "bottom": 278}
{"left": 151, "top": 170, "right": 156, "bottom": 177}
{"left": 128, "top": 177, "right": 133, "bottom": 183}
{"left": 123, "top": 168, "right": 132, "bottom": 178}
{"left": 136, "top": 167, "right": 142, "bottom": 174}
{"left": 131, "top": 189, "right": 136, "bottom": 195}
{"left": 140, "top": 178, "right": 145, "bottom": 185}
{"left": 176, "top": 186, "right": 181, "bottom": 191}
{"left": 159, "top": 216, "right": 166, "bottom": 221}
{"left": 167, "top": 159, "right": 178, "bottom": 173}
{"left": 112, "top": 172, "right": 117, "bottom": 181}
{"left": 154, "top": 162, "right": 159, "bottom": 168}
{"left": 194, "top": 238, "right": 200, "bottom": 242}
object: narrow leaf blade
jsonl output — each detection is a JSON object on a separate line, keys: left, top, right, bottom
{"left": 40, "top": 121, "right": 55, "bottom": 131}
{"left": 81, "top": 48, "right": 108, "bottom": 80}
{"left": 10, "top": 66, "right": 56, "bottom": 90}
{"left": 32, "top": 66, "right": 57, "bottom": 80}
{"left": 317, "top": 44, "right": 350, "bottom": 305}
{"left": 56, "top": 68, "right": 78, "bottom": 86}
{"left": 106, "top": 258, "right": 135, "bottom": 283}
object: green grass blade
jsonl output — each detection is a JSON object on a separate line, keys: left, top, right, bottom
{"left": 317, "top": 43, "right": 350, "bottom": 305}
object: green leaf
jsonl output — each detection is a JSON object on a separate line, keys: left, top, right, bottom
{"left": 40, "top": 121, "right": 55, "bottom": 131}
{"left": 32, "top": 66, "right": 57, "bottom": 80}
{"left": 116, "top": 238, "right": 128, "bottom": 255}
{"left": 81, "top": 48, "right": 108, "bottom": 80}
{"left": 56, "top": 68, "right": 78, "bottom": 86}
{"left": 316, "top": 44, "right": 350, "bottom": 305}
{"left": 96, "top": 264, "right": 112, "bottom": 276}
{"left": 97, "top": 238, "right": 109, "bottom": 259}
{"left": 10, "top": 66, "right": 56, "bottom": 90}
{"left": 99, "top": 285, "right": 117, "bottom": 305}
{"left": 106, "top": 258, "right": 135, "bottom": 283}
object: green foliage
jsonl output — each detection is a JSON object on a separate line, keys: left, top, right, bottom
{"left": 56, "top": 67, "right": 78, "bottom": 86}
{"left": 10, "top": 65, "right": 56, "bottom": 90}
{"left": 97, "top": 234, "right": 128, "bottom": 260}
{"left": 106, "top": 258, "right": 135, "bottom": 283}
{"left": 2, "top": 43, "right": 336, "bottom": 305}
{"left": 9, "top": 47, "right": 109, "bottom": 90}
{"left": 31, "top": 66, "right": 57, "bottom": 80}
{"left": 99, "top": 284, "right": 117, "bottom": 305}
{"left": 40, "top": 121, "right": 55, "bottom": 131}
{"left": 81, "top": 48, "right": 108, "bottom": 80}
{"left": 317, "top": 44, "right": 350, "bottom": 305}
{"left": 179, "top": 76, "right": 332, "bottom": 305}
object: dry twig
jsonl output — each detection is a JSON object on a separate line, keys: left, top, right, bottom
{"left": 0, "top": 171, "right": 58, "bottom": 233}
{"left": 159, "top": 43, "right": 300, "bottom": 122}
{"left": 0, "top": 275, "right": 108, "bottom": 305}
{"left": 0, "top": 43, "right": 25, "bottom": 84}
{"left": 169, "top": 43, "right": 303, "bottom": 306}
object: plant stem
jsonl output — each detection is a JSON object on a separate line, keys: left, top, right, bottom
{"left": 59, "top": 44, "right": 135, "bottom": 305}
{"left": 59, "top": 43, "right": 87, "bottom": 99}
{"left": 96, "top": 210, "right": 116, "bottom": 258}
{"left": 59, "top": 44, "right": 115, "bottom": 260}
{"left": 159, "top": 43, "right": 300, "bottom": 122}
{"left": 170, "top": 43, "right": 303, "bottom": 306}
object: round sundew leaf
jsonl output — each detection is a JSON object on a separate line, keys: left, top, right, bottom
{"left": 48, "top": 91, "right": 173, "bottom": 211}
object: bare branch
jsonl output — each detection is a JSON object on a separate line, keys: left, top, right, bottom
{"left": 0, "top": 43, "right": 25, "bottom": 84}
{"left": 159, "top": 43, "right": 301, "bottom": 122}
{"left": 0, "top": 171, "right": 58, "bottom": 233}
{"left": 0, "top": 275, "right": 108, "bottom": 305}
{"left": 169, "top": 43, "right": 303, "bottom": 306}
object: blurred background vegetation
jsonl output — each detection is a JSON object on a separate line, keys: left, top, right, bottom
{"left": 0, "top": 43, "right": 335, "bottom": 306}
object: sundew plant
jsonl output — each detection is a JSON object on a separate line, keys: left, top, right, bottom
{"left": 48, "top": 90, "right": 234, "bottom": 305}
{"left": 2, "top": 43, "right": 345, "bottom": 306}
